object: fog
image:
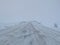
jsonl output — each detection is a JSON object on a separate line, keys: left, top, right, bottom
{"left": 0, "top": 0, "right": 60, "bottom": 28}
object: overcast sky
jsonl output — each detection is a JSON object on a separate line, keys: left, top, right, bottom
{"left": 0, "top": 0, "right": 60, "bottom": 27}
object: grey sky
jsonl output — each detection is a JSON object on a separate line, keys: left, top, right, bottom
{"left": 0, "top": 0, "right": 60, "bottom": 27}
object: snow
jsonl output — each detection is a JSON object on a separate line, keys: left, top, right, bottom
{"left": 0, "top": 21, "right": 60, "bottom": 45}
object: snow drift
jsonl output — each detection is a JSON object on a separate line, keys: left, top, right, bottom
{"left": 0, "top": 21, "right": 60, "bottom": 45}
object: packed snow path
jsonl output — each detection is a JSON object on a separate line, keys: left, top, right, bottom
{"left": 0, "top": 21, "right": 60, "bottom": 45}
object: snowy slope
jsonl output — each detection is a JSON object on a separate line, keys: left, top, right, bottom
{"left": 0, "top": 21, "right": 60, "bottom": 45}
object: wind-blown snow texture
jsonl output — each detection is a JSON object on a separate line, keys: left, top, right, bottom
{"left": 0, "top": 21, "right": 60, "bottom": 45}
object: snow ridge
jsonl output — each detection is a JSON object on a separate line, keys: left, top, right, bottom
{"left": 0, "top": 21, "right": 60, "bottom": 45}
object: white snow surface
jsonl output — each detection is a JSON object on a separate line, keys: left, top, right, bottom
{"left": 0, "top": 21, "right": 60, "bottom": 45}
